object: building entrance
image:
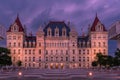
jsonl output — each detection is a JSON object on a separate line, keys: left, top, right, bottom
{"left": 50, "top": 63, "right": 64, "bottom": 69}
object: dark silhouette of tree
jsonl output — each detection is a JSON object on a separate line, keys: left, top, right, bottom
{"left": 92, "top": 61, "right": 98, "bottom": 67}
{"left": 16, "top": 60, "right": 22, "bottom": 67}
{"left": 113, "top": 48, "right": 120, "bottom": 66}
{"left": 0, "top": 47, "right": 12, "bottom": 66}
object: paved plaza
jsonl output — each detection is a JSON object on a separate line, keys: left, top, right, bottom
{"left": 0, "top": 68, "right": 120, "bottom": 80}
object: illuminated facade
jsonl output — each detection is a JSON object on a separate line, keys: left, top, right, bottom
{"left": 6, "top": 15, "right": 108, "bottom": 69}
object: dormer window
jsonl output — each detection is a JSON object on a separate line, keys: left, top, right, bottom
{"left": 62, "top": 27, "right": 66, "bottom": 36}
{"left": 55, "top": 27, "right": 59, "bottom": 37}
{"left": 47, "top": 27, "right": 51, "bottom": 37}
{"left": 12, "top": 23, "right": 18, "bottom": 32}
{"left": 96, "top": 24, "right": 103, "bottom": 32}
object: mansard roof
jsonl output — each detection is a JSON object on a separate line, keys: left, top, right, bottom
{"left": 77, "top": 35, "right": 89, "bottom": 42}
{"left": 43, "top": 21, "right": 70, "bottom": 36}
{"left": 25, "top": 36, "right": 36, "bottom": 42}
{"left": 90, "top": 15, "right": 107, "bottom": 32}
{"left": 7, "top": 16, "right": 24, "bottom": 32}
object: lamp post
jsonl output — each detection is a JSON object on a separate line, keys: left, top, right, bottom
{"left": 87, "top": 72, "right": 93, "bottom": 80}
{"left": 18, "top": 71, "right": 23, "bottom": 80}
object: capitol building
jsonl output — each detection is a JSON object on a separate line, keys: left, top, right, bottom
{"left": 6, "top": 15, "right": 108, "bottom": 69}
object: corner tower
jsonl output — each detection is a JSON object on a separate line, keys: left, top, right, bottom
{"left": 90, "top": 15, "right": 108, "bottom": 61}
{"left": 7, "top": 15, "right": 25, "bottom": 66}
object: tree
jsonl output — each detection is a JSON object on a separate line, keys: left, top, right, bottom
{"left": 95, "top": 53, "right": 113, "bottom": 68}
{"left": 96, "top": 53, "right": 104, "bottom": 67}
{"left": 92, "top": 61, "right": 98, "bottom": 67}
{"left": 113, "top": 48, "right": 120, "bottom": 66}
{"left": 16, "top": 60, "right": 22, "bottom": 67}
{"left": 0, "top": 47, "right": 12, "bottom": 66}
{"left": 106, "top": 55, "right": 114, "bottom": 67}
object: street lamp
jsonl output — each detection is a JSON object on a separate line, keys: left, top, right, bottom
{"left": 18, "top": 71, "right": 22, "bottom": 76}
{"left": 88, "top": 72, "right": 93, "bottom": 76}
{"left": 18, "top": 71, "right": 23, "bottom": 79}
{"left": 87, "top": 72, "right": 93, "bottom": 80}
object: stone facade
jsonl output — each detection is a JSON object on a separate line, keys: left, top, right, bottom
{"left": 6, "top": 15, "right": 108, "bottom": 69}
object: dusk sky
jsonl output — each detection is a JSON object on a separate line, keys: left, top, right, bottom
{"left": 0, "top": 0, "right": 119, "bottom": 56}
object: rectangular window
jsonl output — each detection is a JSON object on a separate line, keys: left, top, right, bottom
{"left": 83, "top": 49, "right": 85, "bottom": 54}
{"left": 39, "top": 43, "right": 41, "bottom": 47}
{"left": 39, "top": 49, "right": 41, "bottom": 54}
{"left": 29, "top": 50, "right": 31, "bottom": 54}
{"left": 73, "top": 50, "right": 75, "bottom": 54}
{"left": 18, "top": 43, "right": 20, "bottom": 47}
{"left": 87, "top": 50, "right": 89, "bottom": 54}
{"left": 25, "top": 50, "right": 27, "bottom": 54}
{"left": 39, "top": 56, "right": 41, "bottom": 61}
{"left": 33, "top": 57, "right": 35, "bottom": 61}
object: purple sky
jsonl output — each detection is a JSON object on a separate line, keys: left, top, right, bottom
{"left": 0, "top": 0, "right": 119, "bottom": 56}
